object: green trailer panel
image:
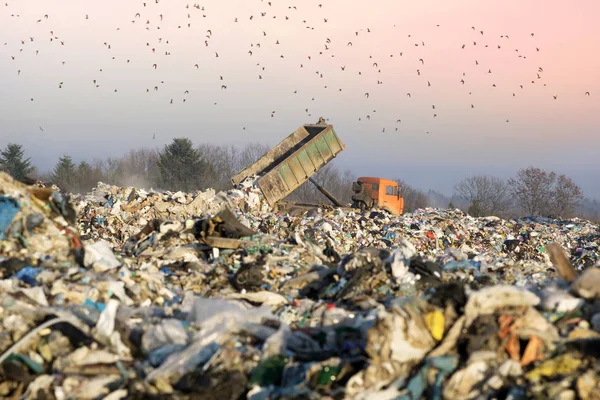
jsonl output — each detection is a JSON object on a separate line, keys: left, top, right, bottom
{"left": 256, "top": 125, "right": 345, "bottom": 206}
{"left": 231, "top": 125, "right": 311, "bottom": 186}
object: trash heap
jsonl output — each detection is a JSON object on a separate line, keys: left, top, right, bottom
{"left": 1, "top": 170, "right": 600, "bottom": 400}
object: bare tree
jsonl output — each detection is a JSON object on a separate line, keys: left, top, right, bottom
{"left": 101, "top": 157, "right": 126, "bottom": 186}
{"left": 577, "top": 198, "right": 600, "bottom": 222}
{"left": 316, "top": 166, "right": 356, "bottom": 204}
{"left": 508, "top": 167, "right": 583, "bottom": 218}
{"left": 117, "top": 148, "right": 161, "bottom": 189}
{"left": 396, "top": 179, "right": 430, "bottom": 212}
{"left": 508, "top": 167, "right": 556, "bottom": 217}
{"left": 548, "top": 174, "right": 584, "bottom": 218}
{"left": 197, "top": 144, "right": 232, "bottom": 190}
{"left": 196, "top": 142, "right": 272, "bottom": 191}
{"left": 236, "top": 142, "right": 271, "bottom": 172}
{"left": 454, "top": 175, "right": 513, "bottom": 217}
{"left": 336, "top": 169, "right": 358, "bottom": 204}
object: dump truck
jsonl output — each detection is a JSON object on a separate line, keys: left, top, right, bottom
{"left": 231, "top": 120, "right": 404, "bottom": 215}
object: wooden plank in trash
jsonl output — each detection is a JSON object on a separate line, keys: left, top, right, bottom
{"left": 200, "top": 236, "right": 245, "bottom": 249}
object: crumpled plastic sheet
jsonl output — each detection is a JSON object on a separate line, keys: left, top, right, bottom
{"left": 0, "top": 195, "right": 20, "bottom": 240}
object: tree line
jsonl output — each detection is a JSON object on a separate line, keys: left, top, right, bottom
{"left": 0, "top": 140, "right": 592, "bottom": 220}
{"left": 452, "top": 169, "right": 584, "bottom": 219}
{"left": 0, "top": 140, "right": 357, "bottom": 204}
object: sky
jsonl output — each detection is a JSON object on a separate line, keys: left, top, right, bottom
{"left": 1, "top": 0, "right": 599, "bottom": 197}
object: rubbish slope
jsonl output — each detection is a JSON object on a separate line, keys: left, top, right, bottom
{"left": 1, "top": 171, "right": 600, "bottom": 399}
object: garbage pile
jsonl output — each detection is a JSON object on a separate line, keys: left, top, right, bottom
{"left": 1, "top": 171, "right": 600, "bottom": 399}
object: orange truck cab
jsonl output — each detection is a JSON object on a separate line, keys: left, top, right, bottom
{"left": 352, "top": 177, "right": 404, "bottom": 215}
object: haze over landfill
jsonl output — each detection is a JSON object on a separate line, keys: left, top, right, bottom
{"left": 1, "top": 0, "right": 599, "bottom": 196}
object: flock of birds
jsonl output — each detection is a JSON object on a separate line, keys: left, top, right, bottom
{"left": 2, "top": 1, "right": 594, "bottom": 136}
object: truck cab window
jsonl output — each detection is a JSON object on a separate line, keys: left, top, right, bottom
{"left": 386, "top": 185, "right": 395, "bottom": 195}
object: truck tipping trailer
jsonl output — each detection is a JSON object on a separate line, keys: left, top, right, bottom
{"left": 232, "top": 120, "right": 404, "bottom": 215}
{"left": 231, "top": 122, "right": 345, "bottom": 206}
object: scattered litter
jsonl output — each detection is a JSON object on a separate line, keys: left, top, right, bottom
{"left": 1, "top": 170, "right": 600, "bottom": 398}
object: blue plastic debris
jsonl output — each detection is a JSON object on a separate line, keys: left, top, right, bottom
{"left": 84, "top": 298, "right": 106, "bottom": 312}
{"left": 397, "top": 355, "right": 459, "bottom": 400}
{"left": 441, "top": 260, "right": 481, "bottom": 271}
{"left": 134, "top": 232, "right": 156, "bottom": 256}
{"left": 53, "top": 293, "right": 65, "bottom": 305}
{"left": 382, "top": 231, "right": 398, "bottom": 241}
{"left": 281, "top": 362, "right": 311, "bottom": 387}
{"left": 163, "top": 295, "right": 181, "bottom": 307}
{"left": 149, "top": 344, "right": 188, "bottom": 367}
{"left": 14, "top": 266, "right": 41, "bottom": 286}
{"left": 25, "top": 213, "right": 44, "bottom": 233}
{"left": 0, "top": 196, "right": 20, "bottom": 240}
{"left": 324, "top": 277, "right": 348, "bottom": 296}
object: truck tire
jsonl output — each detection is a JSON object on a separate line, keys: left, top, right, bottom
{"left": 358, "top": 201, "right": 370, "bottom": 211}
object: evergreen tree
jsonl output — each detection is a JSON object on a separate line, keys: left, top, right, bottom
{"left": 52, "top": 155, "right": 77, "bottom": 192}
{"left": 0, "top": 143, "right": 36, "bottom": 180}
{"left": 75, "top": 161, "right": 94, "bottom": 193}
{"left": 157, "top": 138, "right": 212, "bottom": 191}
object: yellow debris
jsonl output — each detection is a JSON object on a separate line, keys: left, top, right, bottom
{"left": 425, "top": 310, "right": 445, "bottom": 341}
{"left": 526, "top": 354, "right": 583, "bottom": 382}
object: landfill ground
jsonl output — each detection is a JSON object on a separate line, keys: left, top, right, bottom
{"left": 1, "top": 171, "right": 600, "bottom": 399}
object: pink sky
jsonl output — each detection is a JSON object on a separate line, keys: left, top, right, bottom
{"left": 1, "top": 0, "right": 599, "bottom": 195}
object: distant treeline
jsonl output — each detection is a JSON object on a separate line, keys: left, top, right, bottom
{"left": 1, "top": 140, "right": 598, "bottom": 221}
